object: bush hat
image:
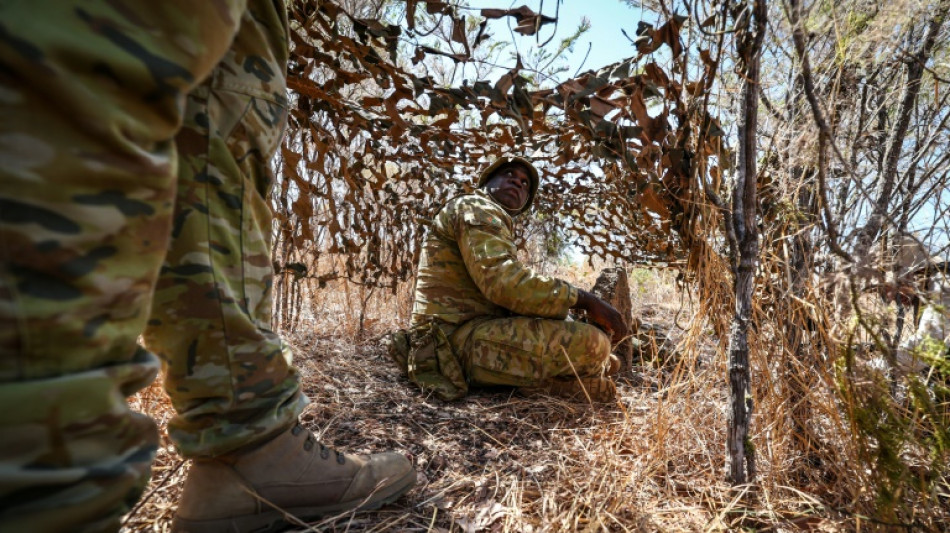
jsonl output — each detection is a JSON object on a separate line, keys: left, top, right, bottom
{"left": 476, "top": 155, "right": 539, "bottom": 214}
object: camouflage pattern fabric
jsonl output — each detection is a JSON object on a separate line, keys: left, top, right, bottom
{"left": 411, "top": 189, "right": 610, "bottom": 391}
{"left": 413, "top": 189, "right": 577, "bottom": 326}
{"left": 450, "top": 316, "right": 611, "bottom": 387}
{"left": 142, "top": 2, "right": 304, "bottom": 458}
{"left": 387, "top": 322, "right": 468, "bottom": 401}
{"left": 0, "top": 1, "right": 305, "bottom": 530}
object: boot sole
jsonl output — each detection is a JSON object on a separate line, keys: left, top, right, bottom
{"left": 171, "top": 469, "right": 417, "bottom": 533}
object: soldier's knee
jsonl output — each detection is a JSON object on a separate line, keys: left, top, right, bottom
{"left": 568, "top": 325, "right": 611, "bottom": 375}
{"left": 583, "top": 323, "right": 611, "bottom": 353}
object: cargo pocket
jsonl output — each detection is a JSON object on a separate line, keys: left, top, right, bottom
{"left": 388, "top": 323, "right": 468, "bottom": 401}
{"left": 465, "top": 329, "right": 541, "bottom": 387}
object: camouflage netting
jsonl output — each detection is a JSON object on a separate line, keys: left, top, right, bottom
{"left": 275, "top": 0, "right": 727, "bottom": 289}
{"left": 267, "top": 2, "right": 949, "bottom": 526}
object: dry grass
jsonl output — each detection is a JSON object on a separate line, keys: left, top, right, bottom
{"left": 121, "top": 267, "right": 945, "bottom": 532}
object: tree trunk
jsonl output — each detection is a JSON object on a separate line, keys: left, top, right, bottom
{"left": 591, "top": 267, "right": 635, "bottom": 370}
{"left": 785, "top": 170, "right": 823, "bottom": 464}
{"left": 726, "top": 0, "right": 766, "bottom": 486}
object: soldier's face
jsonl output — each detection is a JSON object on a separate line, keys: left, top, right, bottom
{"left": 485, "top": 165, "right": 531, "bottom": 211}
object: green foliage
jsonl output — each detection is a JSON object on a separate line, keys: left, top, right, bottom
{"left": 836, "top": 336, "right": 950, "bottom": 526}
{"left": 518, "top": 18, "right": 591, "bottom": 86}
{"left": 631, "top": 267, "right": 655, "bottom": 296}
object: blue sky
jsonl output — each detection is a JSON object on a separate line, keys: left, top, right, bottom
{"left": 464, "top": 1, "right": 654, "bottom": 80}
{"left": 540, "top": 1, "right": 652, "bottom": 71}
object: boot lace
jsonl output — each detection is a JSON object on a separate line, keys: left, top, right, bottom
{"left": 295, "top": 424, "right": 346, "bottom": 464}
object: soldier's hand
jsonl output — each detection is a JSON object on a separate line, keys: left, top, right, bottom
{"left": 573, "top": 289, "right": 628, "bottom": 345}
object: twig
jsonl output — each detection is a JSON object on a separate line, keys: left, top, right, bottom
{"left": 123, "top": 459, "right": 186, "bottom": 522}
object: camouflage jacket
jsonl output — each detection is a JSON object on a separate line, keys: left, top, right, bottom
{"left": 412, "top": 189, "right": 578, "bottom": 328}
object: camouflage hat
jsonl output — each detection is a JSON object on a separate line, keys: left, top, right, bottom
{"left": 477, "top": 155, "right": 540, "bottom": 214}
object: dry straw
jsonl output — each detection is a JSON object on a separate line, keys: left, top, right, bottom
{"left": 123, "top": 261, "right": 950, "bottom": 532}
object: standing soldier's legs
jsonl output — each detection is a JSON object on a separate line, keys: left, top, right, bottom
{"left": 146, "top": 3, "right": 415, "bottom": 530}
{"left": 0, "top": 2, "right": 247, "bottom": 531}
{"left": 452, "top": 317, "right": 612, "bottom": 387}
{"left": 141, "top": 0, "right": 306, "bottom": 462}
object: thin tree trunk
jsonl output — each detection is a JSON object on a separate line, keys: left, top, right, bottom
{"left": 786, "top": 171, "right": 823, "bottom": 463}
{"left": 726, "top": 0, "right": 766, "bottom": 486}
{"left": 788, "top": 0, "right": 852, "bottom": 262}
{"left": 781, "top": 56, "right": 821, "bottom": 464}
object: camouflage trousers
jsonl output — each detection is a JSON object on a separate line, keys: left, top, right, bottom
{"left": 450, "top": 317, "right": 612, "bottom": 387}
{"left": 0, "top": 1, "right": 306, "bottom": 531}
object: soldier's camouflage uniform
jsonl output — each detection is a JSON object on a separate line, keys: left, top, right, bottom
{"left": 0, "top": 1, "right": 306, "bottom": 530}
{"left": 411, "top": 188, "right": 611, "bottom": 391}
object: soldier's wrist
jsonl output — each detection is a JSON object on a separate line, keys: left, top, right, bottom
{"left": 573, "top": 289, "right": 593, "bottom": 310}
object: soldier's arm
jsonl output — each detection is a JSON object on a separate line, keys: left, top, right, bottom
{"left": 456, "top": 205, "right": 577, "bottom": 319}
{"left": 572, "top": 289, "right": 628, "bottom": 344}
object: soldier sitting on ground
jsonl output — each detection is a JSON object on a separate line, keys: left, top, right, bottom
{"left": 390, "top": 156, "right": 628, "bottom": 402}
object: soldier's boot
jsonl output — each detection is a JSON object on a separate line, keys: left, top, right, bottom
{"left": 172, "top": 424, "right": 416, "bottom": 533}
{"left": 542, "top": 376, "right": 618, "bottom": 403}
{"left": 607, "top": 354, "right": 622, "bottom": 376}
